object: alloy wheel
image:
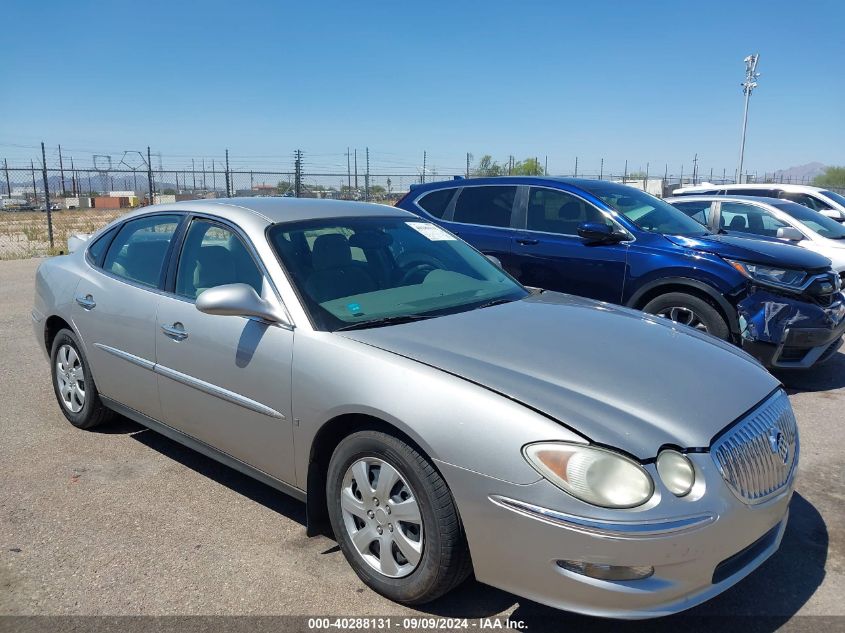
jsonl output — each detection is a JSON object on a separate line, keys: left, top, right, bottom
{"left": 340, "top": 457, "right": 424, "bottom": 578}
{"left": 56, "top": 344, "right": 85, "bottom": 413}
{"left": 656, "top": 306, "right": 709, "bottom": 332}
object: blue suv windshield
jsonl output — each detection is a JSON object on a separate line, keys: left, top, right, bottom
{"left": 580, "top": 182, "right": 711, "bottom": 237}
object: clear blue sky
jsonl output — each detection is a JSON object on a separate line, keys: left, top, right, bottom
{"left": 1, "top": 0, "right": 843, "bottom": 177}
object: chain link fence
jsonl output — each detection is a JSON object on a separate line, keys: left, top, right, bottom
{"left": 1, "top": 148, "right": 841, "bottom": 260}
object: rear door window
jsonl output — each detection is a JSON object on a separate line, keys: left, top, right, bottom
{"left": 102, "top": 215, "right": 181, "bottom": 288}
{"left": 452, "top": 186, "right": 516, "bottom": 227}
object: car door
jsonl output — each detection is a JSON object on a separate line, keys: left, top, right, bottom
{"left": 154, "top": 216, "right": 296, "bottom": 484}
{"left": 509, "top": 186, "right": 629, "bottom": 302}
{"left": 72, "top": 213, "right": 183, "bottom": 420}
{"left": 438, "top": 185, "right": 519, "bottom": 274}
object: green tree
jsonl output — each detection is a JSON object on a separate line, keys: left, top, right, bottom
{"left": 511, "top": 158, "right": 544, "bottom": 176}
{"left": 472, "top": 155, "right": 504, "bottom": 177}
{"left": 813, "top": 166, "right": 845, "bottom": 188}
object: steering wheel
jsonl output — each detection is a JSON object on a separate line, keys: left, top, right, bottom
{"left": 399, "top": 263, "right": 437, "bottom": 285}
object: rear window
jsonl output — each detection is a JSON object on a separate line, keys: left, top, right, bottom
{"left": 416, "top": 189, "right": 455, "bottom": 218}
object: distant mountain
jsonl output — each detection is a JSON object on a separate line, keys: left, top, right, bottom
{"left": 772, "top": 162, "right": 826, "bottom": 184}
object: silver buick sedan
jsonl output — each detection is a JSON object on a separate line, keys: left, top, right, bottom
{"left": 32, "top": 197, "right": 799, "bottom": 618}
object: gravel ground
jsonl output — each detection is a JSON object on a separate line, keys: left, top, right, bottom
{"left": 1, "top": 257, "right": 843, "bottom": 630}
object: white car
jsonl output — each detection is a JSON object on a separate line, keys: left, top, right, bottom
{"left": 666, "top": 195, "right": 845, "bottom": 276}
{"left": 671, "top": 183, "right": 845, "bottom": 223}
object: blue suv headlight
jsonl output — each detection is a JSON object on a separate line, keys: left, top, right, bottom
{"left": 726, "top": 259, "right": 808, "bottom": 292}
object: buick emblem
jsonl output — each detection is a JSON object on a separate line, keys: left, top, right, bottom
{"left": 768, "top": 427, "right": 789, "bottom": 464}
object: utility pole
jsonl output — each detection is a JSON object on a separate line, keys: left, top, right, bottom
{"left": 41, "top": 142, "right": 54, "bottom": 248}
{"left": 599, "top": 158, "right": 603, "bottom": 180}
{"left": 645, "top": 162, "right": 649, "bottom": 187}
{"left": 544, "top": 155, "right": 548, "bottom": 176}
{"left": 3, "top": 158, "right": 10, "bottom": 198}
{"left": 225, "top": 149, "right": 231, "bottom": 197}
{"left": 212, "top": 160, "right": 217, "bottom": 193}
{"left": 58, "top": 144, "right": 66, "bottom": 196}
{"left": 623, "top": 159, "right": 628, "bottom": 183}
{"left": 422, "top": 151, "right": 427, "bottom": 184}
{"left": 365, "top": 147, "right": 370, "bottom": 201}
{"left": 192, "top": 158, "right": 196, "bottom": 191}
{"left": 680, "top": 165, "right": 684, "bottom": 186}
{"left": 354, "top": 149, "right": 358, "bottom": 190}
{"left": 574, "top": 157, "right": 578, "bottom": 177}
{"left": 737, "top": 54, "right": 760, "bottom": 184}
{"left": 31, "top": 160, "right": 38, "bottom": 203}
{"left": 346, "top": 148, "right": 351, "bottom": 197}
{"left": 294, "top": 149, "right": 303, "bottom": 198}
{"left": 147, "top": 146, "right": 154, "bottom": 204}
{"left": 692, "top": 153, "right": 699, "bottom": 185}
{"left": 466, "top": 152, "right": 471, "bottom": 179}
{"left": 202, "top": 158, "right": 207, "bottom": 190}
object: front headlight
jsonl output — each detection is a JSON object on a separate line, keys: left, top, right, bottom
{"left": 656, "top": 450, "right": 695, "bottom": 496}
{"left": 726, "top": 259, "right": 807, "bottom": 291}
{"left": 523, "top": 442, "right": 654, "bottom": 508}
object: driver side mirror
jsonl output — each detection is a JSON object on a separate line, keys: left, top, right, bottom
{"left": 577, "top": 222, "right": 627, "bottom": 244}
{"left": 196, "top": 283, "right": 291, "bottom": 326}
{"left": 485, "top": 254, "right": 503, "bottom": 268}
{"left": 776, "top": 226, "right": 804, "bottom": 242}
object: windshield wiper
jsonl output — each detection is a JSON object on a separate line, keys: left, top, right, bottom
{"left": 475, "top": 296, "right": 517, "bottom": 310}
{"left": 334, "top": 314, "right": 436, "bottom": 332}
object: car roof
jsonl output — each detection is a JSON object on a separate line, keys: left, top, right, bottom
{"left": 666, "top": 195, "right": 786, "bottom": 205}
{"left": 127, "top": 196, "right": 414, "bottom": 225}
{"left": 409, "top": 175, "right": 627, "bottom": 194}
{"left": 674, "top": 183, "right": 822, "bottom": 193}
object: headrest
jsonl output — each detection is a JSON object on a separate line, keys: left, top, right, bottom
{"left": 312, "top": 233, "right": 352, "bottom": 270}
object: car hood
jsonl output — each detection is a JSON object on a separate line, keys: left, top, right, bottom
{"left": 664, "top": 233, "right": 831, "bottom": 270}
{"left": 338, "top": 292, "right": 781, "bottom": 459}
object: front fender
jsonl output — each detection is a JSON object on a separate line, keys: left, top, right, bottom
{"left": 291, "top": 332, "right": 587, "bottom": 490}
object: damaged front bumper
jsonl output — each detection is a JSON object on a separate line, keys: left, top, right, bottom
{"left": 737, "top": 290, "right": 845, "bottom": 368}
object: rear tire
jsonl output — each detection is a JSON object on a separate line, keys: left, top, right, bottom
{"left": 326, "top": 430, "right": 471, "bottom": 605}
{"left": 50, "top": 329, "right": 113, "bottom": 430}
{"left": 643, "top": 292, "right": 730, "bottom": 340}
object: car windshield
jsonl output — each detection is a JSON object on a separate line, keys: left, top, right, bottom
{"left": 268, "top": 216, "right": 528, "bottom": 331}
{"left": 772, "top": 201, "right": 845, "bottom": 239}
{"left": 580, "top": 181, "right": 711, "bottom": 237}
{"left": 820, "top": 190, "right": 845, "bottom": 208}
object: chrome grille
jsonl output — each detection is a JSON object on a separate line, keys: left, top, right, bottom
{"left": 711, "top": 390, "right": 798, "bottom": 505}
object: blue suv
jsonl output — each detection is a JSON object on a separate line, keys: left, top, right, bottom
{"left": 397, "top": 177, "right": 845, "bottom": 369}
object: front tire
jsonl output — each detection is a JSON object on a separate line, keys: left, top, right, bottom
{"left": 643, "top": 292, "right": 730, "bottom": 340}
{"left": 50, "top": 328, "right": 113, "bottom": 429}
{"left": 327, "top": 430, "right": 471, "bottom": 604}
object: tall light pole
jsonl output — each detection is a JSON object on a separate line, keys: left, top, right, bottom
{"left": 736, "top": 53, "right": 760, "bottom": 184}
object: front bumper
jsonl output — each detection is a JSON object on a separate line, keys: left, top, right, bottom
{"left": 737, "top": 290, "right": 845, "bottom": 368}
{"left": 436, "top": 453, "right": 794, "bottom": 619}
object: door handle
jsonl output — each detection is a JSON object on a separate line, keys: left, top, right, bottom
{"left": 161, "top": 322, "right": 188, "bottom": 341}
{"left": 516, "top": 238, "right": 539, "bottom": 246}
{"left": 75, "top": 294, "right": 96, "bottom": 310}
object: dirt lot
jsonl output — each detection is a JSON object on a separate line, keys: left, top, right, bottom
{"left": 1, "top": 257, "right": 844, "bottom": 630}
{"left": 0, "top": 210, "right": 124, "bottom": 260}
